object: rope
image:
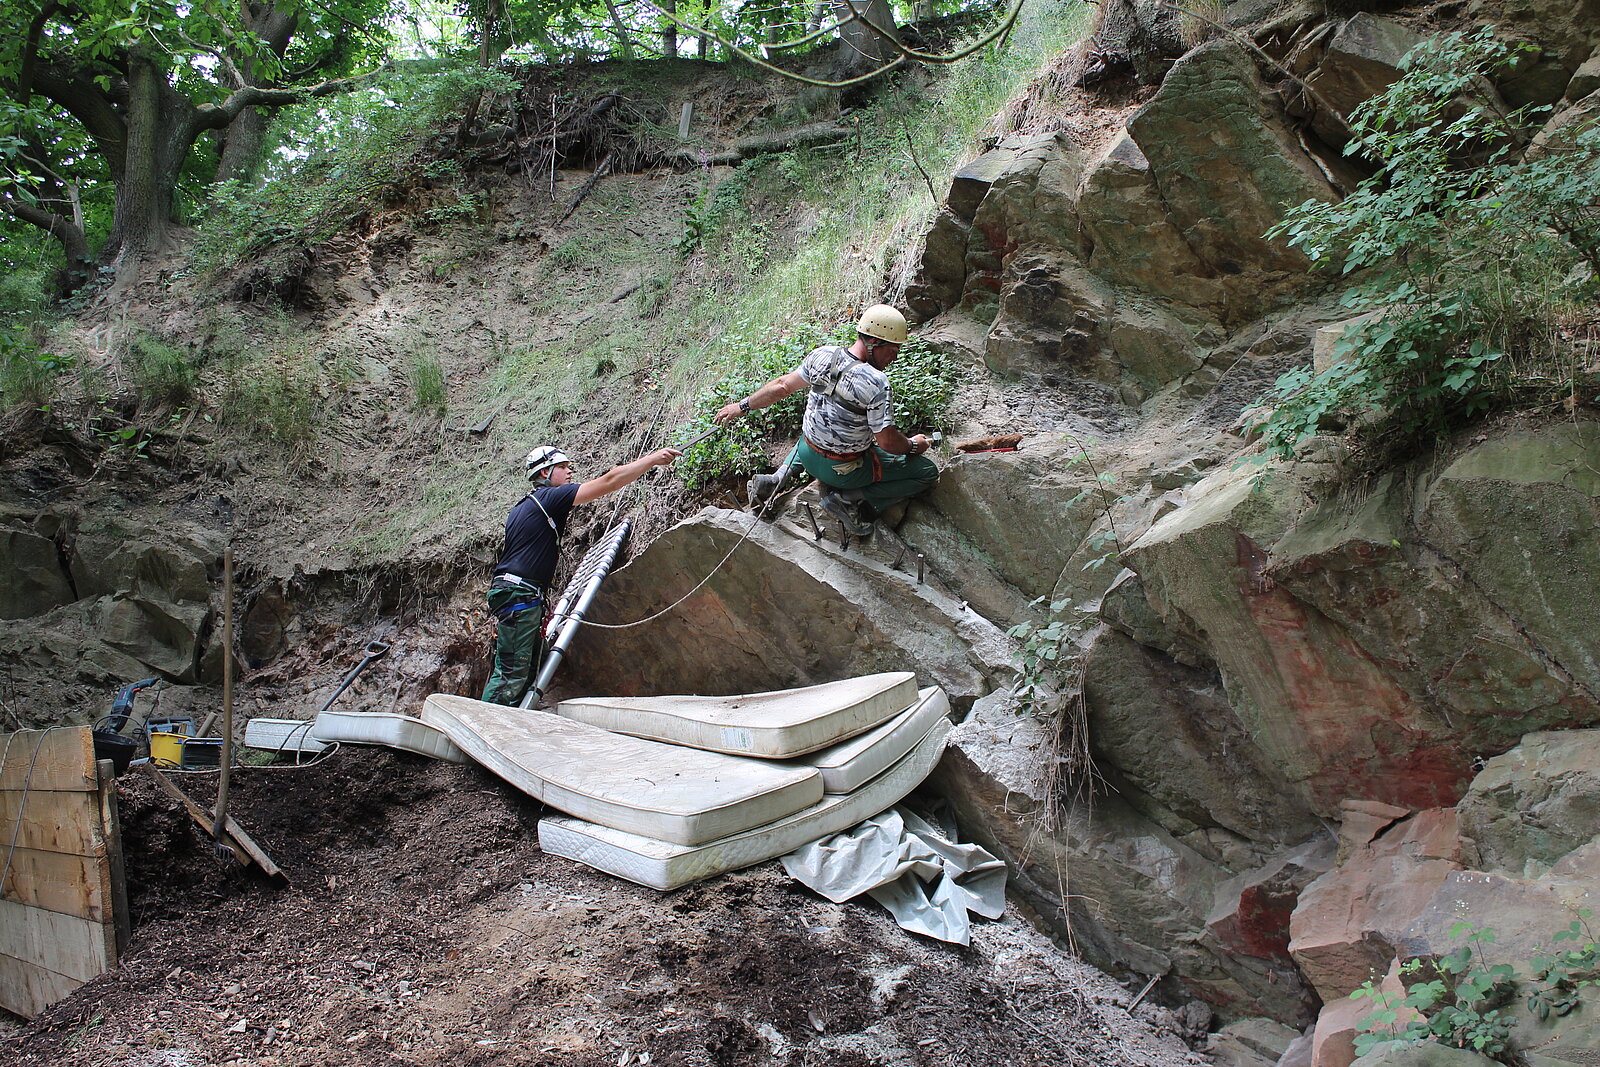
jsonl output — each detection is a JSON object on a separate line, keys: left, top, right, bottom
{"left": 583, "top": 486, "right": 786, "bottom": 630}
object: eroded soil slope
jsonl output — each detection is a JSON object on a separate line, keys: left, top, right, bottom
{"left": 0, "top": 748, "right": 1206, "bottom": 1067}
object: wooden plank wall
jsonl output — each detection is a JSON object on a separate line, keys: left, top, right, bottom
{"left": 0, "top": 727, "right": 127, "bottom": 1019}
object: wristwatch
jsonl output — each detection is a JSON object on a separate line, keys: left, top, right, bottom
{"left": 739, "top": 398, "right": 751, "bottom": 413}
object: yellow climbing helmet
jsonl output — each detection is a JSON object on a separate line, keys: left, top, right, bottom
{"left": 855, "top": 304, "right": 908, "bottom": 345}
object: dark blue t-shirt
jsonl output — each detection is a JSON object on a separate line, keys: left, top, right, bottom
{"left": 493, "top": 483, "right": 580, "bottom": 589}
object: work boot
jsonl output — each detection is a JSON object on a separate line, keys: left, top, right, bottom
{"left": 820, "top": 490, "right": 875, "bottom": 537}
{"left": 747, "top": 471, "right": 783, "bottom": 506}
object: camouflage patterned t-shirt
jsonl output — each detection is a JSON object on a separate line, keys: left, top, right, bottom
{"left": 796, "top": 344, "right": 893, "bottom": 455}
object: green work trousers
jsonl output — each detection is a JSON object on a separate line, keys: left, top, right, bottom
{"left": 795, "top": 439, "right": 939, "bottom": 516}
{"left": 481, "top": 584, "right": 545, "bottom": 707}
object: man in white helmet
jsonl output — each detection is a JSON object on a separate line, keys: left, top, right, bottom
{"left": 481, "top": 442, "right": 680, "bottom": 706}
{"left": 713, "top": 303, "right": 938, "bottom": 536}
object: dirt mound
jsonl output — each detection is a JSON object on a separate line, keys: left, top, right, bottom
{"left": 2, "top": 747, "right": 1207, "bottom": 1067}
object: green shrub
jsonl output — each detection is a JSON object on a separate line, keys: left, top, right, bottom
{"left": 0, "top": 332, "right": 74, "bottom": 410}
{"left": 124, "top": 333, "right": 200, "bottom": 406}
{"left": 221, "top": 346, "right": 319, "bottom": 449}
{"left": 674, "top": 325, "right": 958, "bottom": 490}
{"left": 1256, "top": 29, "right": 1600, "bottom": 463}
{"left": 1354, "top": 918, "right": 1600, "bottom": 1063}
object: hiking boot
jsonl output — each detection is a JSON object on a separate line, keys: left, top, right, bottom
{"left": 820, "top": 490, "right": 875, "bottom": 537}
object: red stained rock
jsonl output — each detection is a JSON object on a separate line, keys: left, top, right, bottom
{"left": 1289, "top": 809, "right": 1461, "bottom": 1003}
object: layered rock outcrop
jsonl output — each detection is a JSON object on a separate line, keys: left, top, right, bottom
{"left": 563, "top": 5, "right": 1600, "bottom": 1046}
{"left": 0, "top": 510, "right": 223, "bottom": 686}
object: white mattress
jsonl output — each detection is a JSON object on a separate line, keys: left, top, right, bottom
{"left": 243, "top": 717, "right": 328, "bottom": 755}
{"left": 310, "top": 709, "right": 467, "bottom": 763}
{"left": 537, "top": 715, "right": 952, "bottom": 890}
{"left": 554, "top": 672, "right": 919, "bottom": 758}
{"left": 422, "top": 694, "right": 823, "bottom": 846}
{"left": 800, "top": 686, "right": 949, "bottom": 794}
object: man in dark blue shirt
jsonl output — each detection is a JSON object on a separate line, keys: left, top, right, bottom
{"left": 481, "top": 443, "right": 680, "bottom": 706}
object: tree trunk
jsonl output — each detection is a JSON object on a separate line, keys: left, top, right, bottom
{"left": 114, "top": 48, "right": 168, "bottom": 258}
{"left": 215, "top": 106, "right": 269, "bottom": 185}
{"left": 830, "top": 0, "right": 902, "bottom": 76}
{"left": 662, "top": 0, "right": 677, "bottom": 58}
{"left": 600, "top": 0, "right": 635, "bottom": 60}
{"left": 111, "top": 47, "right": 197, "bottom": 271}
{"left": 214, "top": 4, "right": 298, "bottom": 186}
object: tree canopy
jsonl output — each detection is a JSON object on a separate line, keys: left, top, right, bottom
{"left": 0, "top": 0, "right": 396, "bottom": 289}
{"left": 0, "top": 0, "right": 1010, "bottom": 296}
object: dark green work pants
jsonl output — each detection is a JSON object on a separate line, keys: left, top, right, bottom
{"left": 481, "top": 583, "right": 544, "bottom": 707}
{"left": 795, "top": 439, "right": 939, "bottom": 516}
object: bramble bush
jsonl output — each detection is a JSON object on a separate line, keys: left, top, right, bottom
{"left": 1354, "top": 917, "right": 1600, "bottom": 1063}
{"left": 1255, "top": 29, "right": 1600, "bottom": 463}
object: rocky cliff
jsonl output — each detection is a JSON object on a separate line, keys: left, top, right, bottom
{"left": 5, "top": 3, "right": 1600, "bottom": 1063}
{"left": 559, "top": 4, "right": 1600, "bottom": 1062}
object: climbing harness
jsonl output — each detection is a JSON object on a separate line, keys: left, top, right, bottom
{"left": 807, "top": 346, "right": 871, "bottom": 416}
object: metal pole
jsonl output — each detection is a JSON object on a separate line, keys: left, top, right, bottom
{"left": 523, "top": 520, "right": 631, "bottom": 708}
{"left": 802, "top": 502, "right": 822, "bottom": 540}
{"left": 212, "top": 546, "right": 235, "bottom": 860}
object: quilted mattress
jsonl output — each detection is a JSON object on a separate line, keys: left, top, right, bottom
{"left": 243, "top": 717, "right": 328, "bottom": 755}
{"left": 537, "top": 715, "right": 952, "bottom": 890}
{"left": 799, "top": 686, "right": 949, "bottom": 794}
{"left": 310, "top": 709, "right": 467, "bottom": 763}
{"left": 554, "top": 671, "right": 919, "bottom": 758}
{"left": 422, "top": 694, "right": 823, "bottom": 846}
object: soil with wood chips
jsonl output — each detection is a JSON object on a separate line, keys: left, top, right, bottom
{"left": 0, "top": 748, "right": 1209, "bottom": 1067}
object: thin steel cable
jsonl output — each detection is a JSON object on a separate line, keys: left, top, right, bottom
{"left": 0, "top": 726, "right": 69, "bottom": 901}
{"left": 583, "top": 486, "right": 786, "bottom": 629}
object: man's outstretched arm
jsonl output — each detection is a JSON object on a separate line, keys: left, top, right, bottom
{"left": 713, "top": 372, "right": 806, "bottom": 425}
{"left": 573, "top": 448, "right": 682, "bottom": 505}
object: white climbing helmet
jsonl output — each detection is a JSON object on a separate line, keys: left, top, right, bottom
{"left": 524, "top": 445, "right": 571, "bottom": 482}
{"left": 855, "top": 304, "right": 908, "bottom": 345}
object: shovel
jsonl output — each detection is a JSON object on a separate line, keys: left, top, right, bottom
{"left": 317, "top": 640, "right": 391, "bottom": 715}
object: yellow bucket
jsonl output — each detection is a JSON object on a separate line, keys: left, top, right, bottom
{"left": 149, "top": 732, "right": 187, "bottom": 767}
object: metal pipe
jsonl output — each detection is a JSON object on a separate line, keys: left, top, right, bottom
{"left": 802, "top": 502, "right": 822, "bottom": 540}
{"left": 544, "top": 524, "right": 628, "bottom": 634}
{"left": 917, "top": 554, "right": 925, "bottom": 584}
{"left": 524, "top": 520, "right": 631, "bottom": 708}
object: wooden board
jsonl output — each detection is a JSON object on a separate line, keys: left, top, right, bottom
{"left": 0, "top": 727, "right": 122, "bottom": 1019}
{"left": 98, "top": 760, "right": 130, "bottom": 955}
{"left": 0, "top": 846, "right": 112, "bottom": 921}
{"left": 0, "top": 952, "right": 81, "bottom": 1022}
{"left": 0, "top": 728, "right": 98, "bottom": 792}
{"left": 0, "top": 787, "right": 105, "bottom": 857}
{"left": 0, "top": 898, "right": 113, "bottom": 983}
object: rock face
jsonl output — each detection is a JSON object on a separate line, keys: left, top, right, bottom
{"left": 0, "top": 513, "right": 222, "bottom": 686}
{"left": 567, "top": 5, "right": 1600, "bottom": 1023}
{"left": 6, "top": 4, "right": 1600, "bottom": 1047}
{"left": 563, "top": 504, "right": 1012, "bottom": 710}
{"left": 1457, "top": 730, "right": 1600, "bottom": 874}
{"left": 1126, "top": 40, "right": 1338, "bottom": 322}
{"left": 0, "top": 517, "right": 74, "bottom": 618}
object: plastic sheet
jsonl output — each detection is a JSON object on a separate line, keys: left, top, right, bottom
{"left": 780, "top": 806, "right": 1007, "bottom": 945}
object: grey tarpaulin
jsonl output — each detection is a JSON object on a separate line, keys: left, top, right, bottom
{"left": 779, "top": 807, "right": 1007, "bottom": 945}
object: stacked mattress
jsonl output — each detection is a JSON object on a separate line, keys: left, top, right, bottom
{"left": 420, "top": 672, "right": 953, "bottom": 890}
